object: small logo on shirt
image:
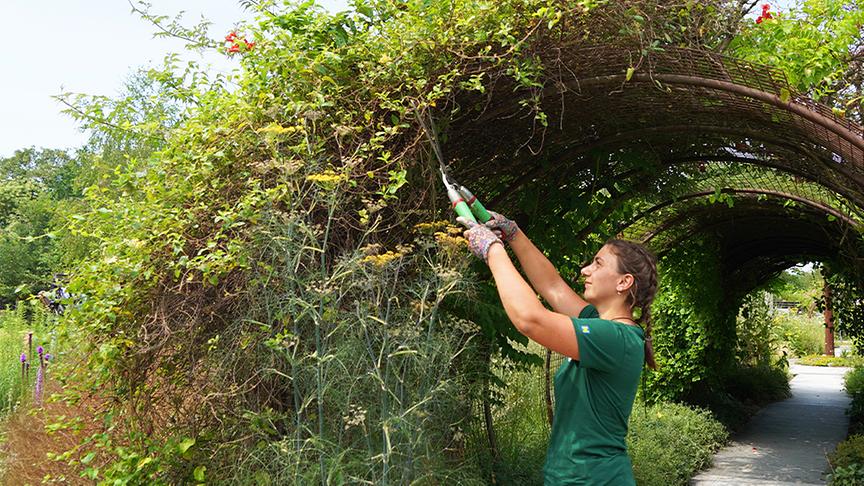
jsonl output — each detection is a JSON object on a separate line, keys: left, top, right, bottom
{"left": 581, "top": 325, "right": 590, "bottom": 334}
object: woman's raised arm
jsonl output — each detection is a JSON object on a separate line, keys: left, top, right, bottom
{"left": 509, "top": 232, "right": 589, "bottom": 316}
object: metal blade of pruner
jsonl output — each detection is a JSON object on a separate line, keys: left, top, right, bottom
{"left": 418, "top": 109, "right": 479, "bottom": 222}
{"left": 418, "top": 110, "right": 456, "bottom": 187}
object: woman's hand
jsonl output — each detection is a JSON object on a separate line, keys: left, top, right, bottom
{"left": 457, "top": 217, "right": 503, "bottom": 262}
{"left": 485, "top": 211, "right": 519, "bottom": 242}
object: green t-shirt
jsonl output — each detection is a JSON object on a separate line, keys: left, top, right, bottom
{"left": 543, "top": 304, "right": 645, "bottom": 486}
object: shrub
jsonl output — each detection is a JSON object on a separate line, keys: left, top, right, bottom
{"left": 830, "top": 435, "right": 864, "bottom": 469}
{"left": 848, "top": 398, "right": 864, "bottom": 437}
{"left": 845, "top": 368, "right": 864, "bottom": 436}
{"left": 828, "top": 463, "right": 864, "bottom": 486}
{"left": 628, "top": 402, "right": 728, "bottom": 486}
{"left": 775, "top": 313, "right": 824, "bottom": 357}
{"left": 723, "top": 365, "right": 791, "bottom": 405}
{"left": 799, "top": 354, "right": 864, "bottom": 367}
{"left": 846, "top": 367, "right": 864, "bottom": 396}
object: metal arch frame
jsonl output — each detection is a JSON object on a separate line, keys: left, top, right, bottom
{"left": 620, "top": 188, "right": 861, "bottom": 242}
{"left": 486, "top": 123, "right": 864, "bottom": 210}
{"left": 651, "top": 211, "right": 844, "bottom": 264}
{"left": 568, "top": 73, "right": 864, "bottom": 154}
{"left": 637, "top": 197, "right": 847, "bottom": 251}
{"left": 567, "top": 156, "right": 864, "bottom": 241}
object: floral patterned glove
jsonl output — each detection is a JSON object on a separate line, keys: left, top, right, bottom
{"left": 485, "top": 211, "right": 520, "bottom": 243}
{"left": 456, "top": 217, "right": 503, "bottom": 262}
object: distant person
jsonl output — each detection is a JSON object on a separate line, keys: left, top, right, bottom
{"left": 38, "top": 275, "right": 71, "bottom": 315}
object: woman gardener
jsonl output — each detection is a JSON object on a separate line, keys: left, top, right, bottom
{"left": 458, "top": 212, "right": 658, "bottom": 485}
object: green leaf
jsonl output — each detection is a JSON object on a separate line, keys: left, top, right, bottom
{"left": 136, "top": 457, "right": 153, "bottom": 470}
{"left": 178, "top": 437, "right": 196, "bottom": 454}
{"left": 626, "top": 67, "right": 635, "bottom": 82}
{"left": 83, "top": 467, "right": 99, "bottom": 480}
{"left": 194, "top": 465, "right": 207, "bottom": 482}
{"left": 81, "top": 451, "right": 97, "bottom": 464}
{"left": 779, "top": 88, "right": 791, "bottom": 104}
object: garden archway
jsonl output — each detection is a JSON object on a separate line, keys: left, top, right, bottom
{"left": 433, "top": 45, "right": 864, "bottom": 426}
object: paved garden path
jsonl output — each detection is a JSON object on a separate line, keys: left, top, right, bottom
{"left": 690, "top": 364, "right": 851, "bottom": 486}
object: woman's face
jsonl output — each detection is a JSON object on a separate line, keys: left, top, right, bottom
{"left": 580, "top": 245, "right": 631, "bottom": 303}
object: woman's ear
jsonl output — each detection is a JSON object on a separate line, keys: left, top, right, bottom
{"left": 617, "top": 274, "right": 635, "bottom": 293}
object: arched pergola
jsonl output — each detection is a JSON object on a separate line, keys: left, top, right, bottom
{"left": 443, "top": 45, "right": 864, "bottom": 291}
{"left": 437, "top": 45, "right": 864, "bottom": 426}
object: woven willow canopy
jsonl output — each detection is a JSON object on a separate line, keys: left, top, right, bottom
{"left": 443, "top": 45, "right": 864, "bottom": 296}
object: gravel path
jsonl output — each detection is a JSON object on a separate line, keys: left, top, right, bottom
{"left": 690, "top": 364, "right": 851, "bottom": 486}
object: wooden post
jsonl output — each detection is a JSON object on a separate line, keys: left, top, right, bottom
{"left": 824, "top": 280, "right": 835, "bottom": 357}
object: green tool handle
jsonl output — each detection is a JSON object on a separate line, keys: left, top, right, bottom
{"left": 458, "top": 187, "right": 492, "bottom": 223}
{"left": 446, "top": 186, "right": 477, "bottom": 223}
{"left": 467, "top": 198, "right": 492, "bottom": 223}
{"left": 453, "top": 200, "right": 477, "bottom": 223}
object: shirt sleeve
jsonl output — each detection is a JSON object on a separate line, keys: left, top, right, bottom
{"left": 573, "top": 309, "right": 623, "bottom": 372}
{"left": 579, "top": 304, "right": 600, "bottom": 319}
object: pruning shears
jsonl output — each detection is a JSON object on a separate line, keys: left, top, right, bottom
{"left": 419, "top": 111, "right": 492, "bottom": 224}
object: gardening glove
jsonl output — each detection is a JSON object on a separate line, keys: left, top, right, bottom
{"left": 484, "top": 210, "right": 520, "bottom": 243}
{"left": 456, "top": 216, "right": 503, "bottom": 262}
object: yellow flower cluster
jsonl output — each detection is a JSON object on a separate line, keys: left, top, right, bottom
{"left": 434, "top": 231, "right": 467, "bottom": 250}
{"left": 413, "top": 220, "right": 452, "bottom": 234}
{"left": 361, "top": 251, "right": 402, "bottom": 267}
{"left": 360, "top": 244, "right": 415, "bottom": 268}
{"left": 306, "top": 169, "right": 347, "bottom": 184}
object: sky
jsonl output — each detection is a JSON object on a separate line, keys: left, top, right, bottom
{"left": 0, "top": 0, "right": 796, "bottom": 159}
{"left": 0, "top": 0, "right": 349, "bottom": 158}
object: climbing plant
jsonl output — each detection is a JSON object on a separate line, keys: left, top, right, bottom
{"left": 731, "top": 0, "right": 864, "bottom": 120}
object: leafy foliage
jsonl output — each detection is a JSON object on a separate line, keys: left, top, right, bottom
{"left": 735, "top": 291, "right": 778, "bottom": 367}
{"left": 830, "top": 434, "right": 864, "bottom": 470}
{"left": 0, "top": 148, "right": 82, "bottom": 305}
{"left": 828, "top": 463, "right": 864, "bottom": 486}
{"left": 730, "top": 0, "right": 864, "bottom": 120}
{"left": 645, "top": 235, "right": 737, "bottom": 402}
{"left": 775, "top": 314, "right": 825, "bottom": 357}
{"left": 627, "top": 402, "right": 728, "bottom": 486}
{"left": 0, "top": 0, "right": 860, "bottom": 483}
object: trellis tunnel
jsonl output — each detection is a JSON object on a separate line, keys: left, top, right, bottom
{"left": 438, "top": 45, "right": 863, "bottom": 309}
{"left": 431, "top": 45, "right": 864, "bottom": 425}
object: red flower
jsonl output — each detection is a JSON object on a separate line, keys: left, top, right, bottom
{"left": 755, "top": 3, "right": 774, "bottom": 23}
{"left": 224, "top": 30, "right": 254, "bottom": 54}
{"left": 755, "top": 8, "right": 773, "bottom": 23}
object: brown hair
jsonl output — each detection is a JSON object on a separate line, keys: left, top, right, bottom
{"left": 605, "top": 239, "right": 658, "bottom": 370}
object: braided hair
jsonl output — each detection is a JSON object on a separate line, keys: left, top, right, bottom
{"left": 604, "top": 239, "right": 659, "bottom": 370}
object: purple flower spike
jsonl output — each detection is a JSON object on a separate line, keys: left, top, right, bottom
{"left": 20, "top": 353, "right": 26, "bottom": 363}
{"left": 34, "top": 365, "right": 44, "bottom": 405}
{"left": 37, "top": 346, "right": 44, "bottom": 355}
{"left": 45, "top": 354, "right": 52, "bottom": 361}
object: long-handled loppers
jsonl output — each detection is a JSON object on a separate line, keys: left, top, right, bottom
{"left": 420, "top": 111, "right": 492, "bottom": 224}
